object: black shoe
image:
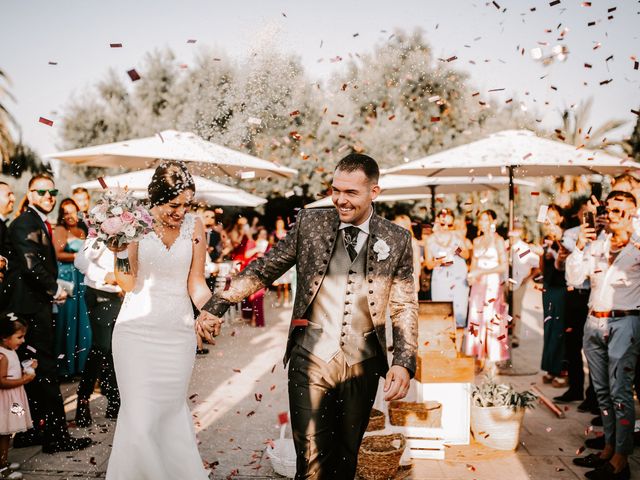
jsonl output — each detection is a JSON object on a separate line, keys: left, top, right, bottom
{"left": 105, "top": 402, "right": 120, "bottom": 420}
{"left": 553, "top": 390, "right": 584, "bottom": 404}
{"left": 585, "top": 462, "right": 630, "bottom": 480}
{"left": 74, "top": 398, "right": 92, "bottom": 427}
{"left": 196, "top": 348, "right": 209, "bottom": 355}
{"left": 12, "top": 429, "right": 43, "bottom": 448}
{"left": 585, "top": 436, "right": 605, "bottom": 450}
{"left": 573, "top": 453, "right": 606, "bottom": 468}
{"left": 577, "top": 399, "right": 599, "bottom": 413}
{"left": 591, "top": 415, "right": 603, "bottom": 427}
{"left": 42, "top": 436, "right": 93, "bottom": 454}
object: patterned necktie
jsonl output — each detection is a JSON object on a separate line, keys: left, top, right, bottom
{"left": 343, "top": 226, "right": 360, "bottom": 261}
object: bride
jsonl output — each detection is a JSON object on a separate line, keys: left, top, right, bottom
{"left": 106, "top": 161, "right": 221, "bottom": 479}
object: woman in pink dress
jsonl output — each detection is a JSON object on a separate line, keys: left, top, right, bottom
{"left": 464, "top": 210, "right": 510, "bottom": 372}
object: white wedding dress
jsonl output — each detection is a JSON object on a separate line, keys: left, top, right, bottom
{"left": 106, "top": 214, "right": 208, "bottom": 480}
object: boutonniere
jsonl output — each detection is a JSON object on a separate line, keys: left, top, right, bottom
{"left": 373, "top": 238, "right": 390, "bottom": 261}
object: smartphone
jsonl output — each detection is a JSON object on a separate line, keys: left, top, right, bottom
{"left": 583, "top": 211, "right": 596, "bottom": 230}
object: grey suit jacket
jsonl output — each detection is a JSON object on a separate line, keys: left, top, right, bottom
{"left": 202, "top": 207, "right": 418, "bottom": 375}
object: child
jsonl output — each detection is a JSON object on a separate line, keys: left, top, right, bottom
{"left": 0, "top": 314, "right": 36, "bottom": 480}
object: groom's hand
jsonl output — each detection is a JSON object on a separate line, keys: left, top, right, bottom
{"left": 383, "top": 365, "right": 411, "bottom": 401}
{"left": 196, "top": 311, "right": 223, "bottom": 344}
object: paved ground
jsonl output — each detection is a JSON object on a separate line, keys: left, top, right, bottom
{"left": 8, "top": 284, "right": 640, "bottom": 479}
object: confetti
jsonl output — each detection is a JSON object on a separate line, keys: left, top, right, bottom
{"left": 39, "top": 117, "right": 53, "bottom": 127}
{"left": 97, "top": 177, "right": 108, "bottom": 189}
{"left": 10, "top": 403, "right": 25, "bottom": 416}
{"left": 48, "top": 61, "right": 58, "bottom": 65}
{"left": 278, "top": 412, "right": 288, "bottom": 425}
{"left": 187, "top": 39, "right": 197, "bottom": 44}
{"left": 240, "top": 171, "right": 256, "bottom": 180}
{"left": 127, "top": 69, "right": 141, "bottom": 82}
{"left": 430, "top": 116, "right": 441, "bottom": 122}
{"left": 292, "top": 319, "right": 309, "bottom": 327}
{"left": 110, "top": 43, "right": 123, "bottom": 48}
{"left": 519, "top": 249, "right": 531, "bottom": 258}
{"left": 536, "top": 205, "right": 549, "bottom": 223}
{"left": 549, "top": 0, "right": 560, "bottom": 6}
{"left": 26, "top": 345, "right": 36, "bottom": 353}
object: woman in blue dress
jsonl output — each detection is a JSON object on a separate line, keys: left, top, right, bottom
{"left": 53, "top": 198, "right": 91, "bottom": 377}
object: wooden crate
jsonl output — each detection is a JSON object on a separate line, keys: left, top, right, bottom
{"left": 415, "top": 352, "right": 475, "bottom": 384}
{"left": 417, "top": 301, "right": 457, "bottom": 357}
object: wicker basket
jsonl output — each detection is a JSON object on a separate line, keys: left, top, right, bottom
{"left": 388, "top": 400, "right": 442, "bottom": 428}
{"left": 366, "top": 408, "right": 385, "bottom": 432}
{"left": 356, "top": 434, "right": 406, "bottom": 480}
{"left": 471, "top": 405, "right": 525, "bottom": 451}
{"left": 266, "top": 423, "right": 297, "bottom": 478}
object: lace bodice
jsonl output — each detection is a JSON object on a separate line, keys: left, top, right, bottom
{"left": 133, "top": 213, "right": 195, "bottom": 298}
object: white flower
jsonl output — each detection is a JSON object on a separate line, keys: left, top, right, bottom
{"left": 373, "top": 238, "right": 390, "bottom": 261}
{"left": 123, "top": 224, "right": 137, "bottom": 238}
{"left": 111, "top": 206, "right": 123, "bottom": 216}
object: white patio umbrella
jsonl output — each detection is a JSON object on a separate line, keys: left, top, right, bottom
{"left": 305, "top": 175, "right": 535, "bottom": 209}
{"left": 72, "top": 169, "right": 267, "bottom": 207}
{"left": 384, "top": 129, "right": 640, "bottom": 319}
{"left": 47, "top": 130, "right": 297, "bottom": 179}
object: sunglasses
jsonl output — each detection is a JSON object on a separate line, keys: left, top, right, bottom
{"left": 30, "top": 189, "right": 59, "bottom": 197}
{"left": 605, "top": 208, "right": 624, "bottom": 217}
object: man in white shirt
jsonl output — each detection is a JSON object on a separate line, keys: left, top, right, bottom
{"left": 73, "top": 237, "right": 123, "bottom": 426}
{"left": 568, "top": 190, "right": 640, "bottom": 480}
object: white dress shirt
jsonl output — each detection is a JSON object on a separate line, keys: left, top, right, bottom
{"left": 74, "top": 237, "right": 121, "bottom": 293}
{"left": 339, "top": 208, "right": 373, "bottom": 254}
{"left": 565, "top": 233, "right": 640, "bottom": 311}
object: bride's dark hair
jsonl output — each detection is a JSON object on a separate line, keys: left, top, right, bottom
{"left": 148, "top": 161, "right": 195, "bottom": 206}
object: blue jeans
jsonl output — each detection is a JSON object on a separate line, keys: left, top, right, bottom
{"left": 583, "top": 314, "right": 640, "bottom": 455}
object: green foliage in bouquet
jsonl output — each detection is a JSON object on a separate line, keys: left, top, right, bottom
{"left": 471, "top": 376, "right": 537, "bottom": 410}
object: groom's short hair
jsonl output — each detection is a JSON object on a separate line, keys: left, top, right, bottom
{"left": 335, "top": 153, "right": 379, "bottom": 184}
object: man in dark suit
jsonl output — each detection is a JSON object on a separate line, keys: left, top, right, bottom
{"left": 199, "top": 154, "right": 418, "bottom": 479}
{"left": 4, "top": 174, "right": 92, "bottom": 453}
{"left": 0, "top": 181, "right": 15, "bottom": 290}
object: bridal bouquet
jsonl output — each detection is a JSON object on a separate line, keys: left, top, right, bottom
{"left": 85, "top": 188, "right": 154, "bottom": 271}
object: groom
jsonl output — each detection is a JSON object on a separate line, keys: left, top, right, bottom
{"left": 201, "top": 153, "right": 418, "bottom": 479}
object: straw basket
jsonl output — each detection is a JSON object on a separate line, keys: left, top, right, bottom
{"left": 356, "top": 434, "right": 406, "bottom": 480}
{"left": 266, "top": 423, "right": 296, "bottom": 478}
{"left": 471, "top": 405, "right": 525, "bottom": 451}
{"left": 388, "top": 400, "right": 442, "bottom": 428}
{"left": 366, "top": 408, "right": 385, "bottom": 432}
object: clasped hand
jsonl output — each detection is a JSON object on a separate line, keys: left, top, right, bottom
{"left": 195, "top": 311, "right": 223, "bottom": 343}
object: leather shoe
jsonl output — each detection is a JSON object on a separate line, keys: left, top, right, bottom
{"left": 585, "top": 436, "right": 605, "bottom": 450}
{"left": 553, "top": 390, "right": 584, "bottom": 403}
{"left": 74, "top": 398, "right": 92, "bottom": 427}
{"left": 11, "top": 430, "right": 42, "bottom": 448}
{"left": 591, "top": 415, "right": 603, "bottom": 426}
{"left": 577, "top": 399, "right": 599, "bottom": 413}
{"left": 573, "top": 453, "right": 606, "bottom": 468}
{"left": 585, "top": 462, "right": 630, "bottom": 480}
{"left": 42, "top": 436, "right": 93, "bottom": 454}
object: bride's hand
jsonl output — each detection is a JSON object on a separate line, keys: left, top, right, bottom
{"left": 196, "top": 311, "right": 223, "bottom": 343}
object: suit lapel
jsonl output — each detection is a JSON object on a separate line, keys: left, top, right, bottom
{"left": 307, "top": 210, "right": 341, "bottom": 305}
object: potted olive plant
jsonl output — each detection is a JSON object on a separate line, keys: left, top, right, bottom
{"left": 470, "top": 377, "right": 537, "bottom": 451}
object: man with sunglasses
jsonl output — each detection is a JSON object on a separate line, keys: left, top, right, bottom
{"left": 4, "top": 174, "right": 92, "bottom": 453}
{"left": 569, "top": 190, "right": 640, "bottom": 480}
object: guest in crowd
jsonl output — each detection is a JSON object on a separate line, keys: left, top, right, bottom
{"left": 464, "top": 209, "right": 509, "bottom": 372}
{"left": 73, "top": 236, "right": 123, "bottom": 427}
{"left": 0, "top": 314, "right": 36, "bottom": 480}
{"left": 555, "top": 199, "right": 599, "bottom": 409}
{"left": 52, "top": 199, "right": 91, "bottom": 377}
{"left": 271, "top": 217, "right": 293, "bottom": 307}
{"left": 4, "top": 174, "right": 91, "bottom": 452}
{"left": 71, "top": 187, "right": 90, "bottom": 234}
{"left": 570, "top": 190, "right": 640, "bottom": 480}
{"left": 196, "top": 206, "right": 222, "bottom": 292}
{"left": 509, "top": 221, "right": 540, "bottom": 349}
{"left": 540, "top": 204, "right": 569, "bottom": 388}
{"left": 393, "top": 214, "right": 422, "bottom": 292}
{"left": 424, "top": 208, "right": 470, "bottom": 327}
{"left": 0, "top": 182, "right": 15, "bottom": 297}
{"left": 611, "top": 174, "right": 640, "bottom": 235}
{"left": 418, "top": 222, "right": 434, "bottom": 301}
{"left": 242, "top": 227, "right": 270, "bottom": 327}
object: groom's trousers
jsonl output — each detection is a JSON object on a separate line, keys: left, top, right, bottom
{"left": 288, "top": 344, "right": 385, "bottom": 480}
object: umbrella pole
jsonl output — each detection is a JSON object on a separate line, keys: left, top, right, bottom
{"left": 430, "top": 185, "right": 436, "bottom": 222}
{"left": 508, "top": 166, "right": 515, "bottom": 341}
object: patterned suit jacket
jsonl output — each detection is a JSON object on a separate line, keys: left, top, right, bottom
{"left": 203, "top": 207, "right": 418, "bottom": 375}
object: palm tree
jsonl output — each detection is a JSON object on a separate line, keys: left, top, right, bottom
{"left": 0, "top": 68, "right": 17, "bottom": 172}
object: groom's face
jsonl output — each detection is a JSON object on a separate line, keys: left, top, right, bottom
{"left": 331, "top": 168, "right": 380, "bottom": 226}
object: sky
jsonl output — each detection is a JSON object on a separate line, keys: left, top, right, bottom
{"left": 1, "top": 0, "right": 639, "bottom": 158}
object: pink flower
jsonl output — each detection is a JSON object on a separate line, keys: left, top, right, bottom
{"left": 120, "top": 211, "right": 135, "bottom": 223}
{"left": 88, "top": 228, "right": 98, "bottom": 238}
{"left": 101, "top": 217, "right": 124, "bottom": 235}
